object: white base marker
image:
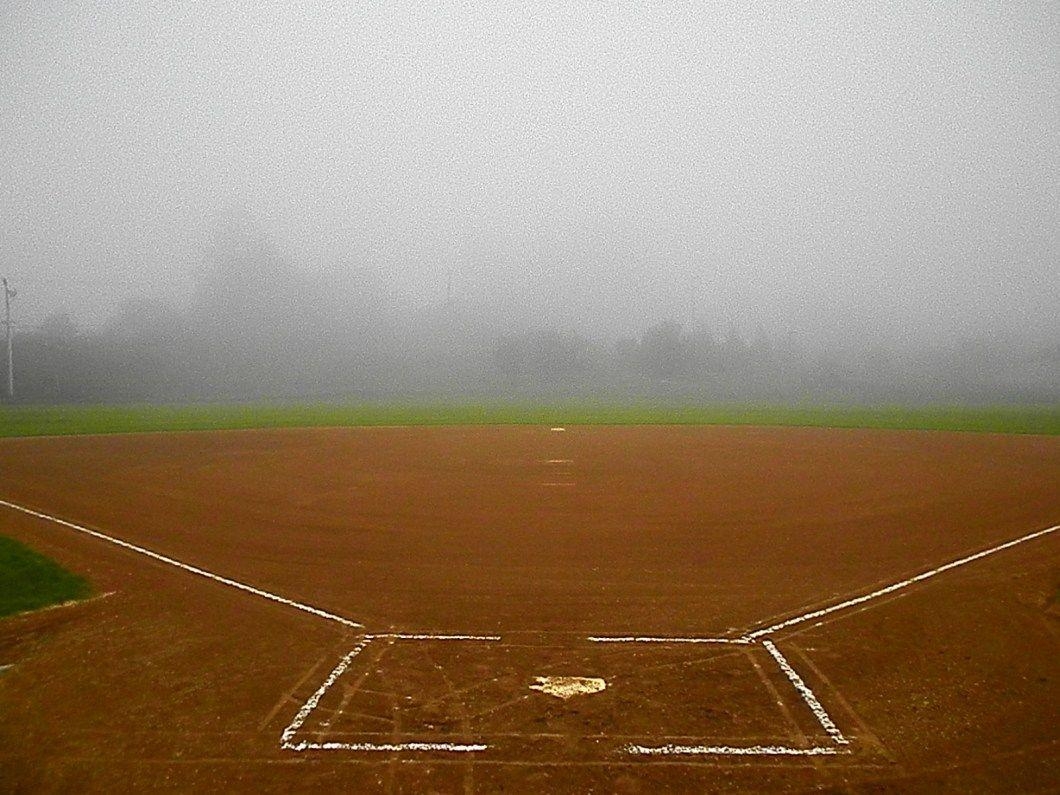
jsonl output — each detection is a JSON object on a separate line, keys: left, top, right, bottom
{"left": 626, "top": 743, "right": 845, "bottom": 756}
{"left": 745, "top": 523, "right": 1059, "bottom": 640}
{"left": 0, "top": 498, "right": 363, "bottom": 629}
{"left": 529, "top": 675, "right": 606, "bottom": 699}
{"left": 588, "top": 636, "right": 749, "bottom": 645}
{"left": 762, "top": 640, "right": 847, "bottom": 745}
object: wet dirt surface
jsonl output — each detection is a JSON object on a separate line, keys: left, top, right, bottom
{"left": 0, "top": 425, "right": 1057, "bottom": 791}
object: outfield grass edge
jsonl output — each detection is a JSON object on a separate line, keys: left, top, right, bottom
{"left": 1, "top": 402, "right": 1058, "bottom": 438}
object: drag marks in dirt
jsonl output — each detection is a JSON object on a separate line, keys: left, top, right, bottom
{"left": 0, "top": 497, "right": 364, "bottom": 629}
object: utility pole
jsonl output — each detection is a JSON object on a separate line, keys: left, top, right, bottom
{"left": 2, "top": 277, "right": 14, "bottom": 400}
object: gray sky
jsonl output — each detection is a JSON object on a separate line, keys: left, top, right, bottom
{"left": 2, "top": 1, "right": 1057, "bottom": 348}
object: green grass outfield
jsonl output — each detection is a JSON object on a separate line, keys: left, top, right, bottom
{"left": 0, "top": 536, "right": 91, "bottom": 618}
{"left": 1, "top": 402, "right": 1058, "bottom": 438}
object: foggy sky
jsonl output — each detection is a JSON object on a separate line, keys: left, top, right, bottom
{"left": 2, "top": 1, "right": 1057, "bottom": 350}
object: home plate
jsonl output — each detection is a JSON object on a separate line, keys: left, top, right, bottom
{"left": 529, "top": 676, "right": 607, "bottom": 700}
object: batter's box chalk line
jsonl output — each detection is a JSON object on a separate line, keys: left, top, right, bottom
{"left": 278, "top": 634, "right": 851, "bottom": 757}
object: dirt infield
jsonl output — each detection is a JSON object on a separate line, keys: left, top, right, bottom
{"left": 1, "top": 425, "right": 1057, "bottom": 791}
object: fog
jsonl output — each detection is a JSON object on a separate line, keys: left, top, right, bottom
{"left": 1, "top": 2, "right": 1057, "bottom": 403}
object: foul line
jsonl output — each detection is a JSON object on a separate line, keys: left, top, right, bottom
{"left": 744, "top": 523, "right": 1059, "bottom": 640}
{"left": 0, "top": 498, "right": 364, "bottom": 629}
{"left": 762, "top": 640, "right": 848, "bottom": 745}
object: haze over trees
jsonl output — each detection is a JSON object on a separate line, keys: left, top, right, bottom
{"left": 10, "top": 233, "right": 1058, "bottom": 406}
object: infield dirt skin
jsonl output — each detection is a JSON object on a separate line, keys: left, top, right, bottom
{"left": 0, "top": 425, "right": 1057, "bottom": 792}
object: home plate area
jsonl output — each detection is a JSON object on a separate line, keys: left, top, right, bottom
{"left": 282, "top": 635, "right": 857, "bottom": 760}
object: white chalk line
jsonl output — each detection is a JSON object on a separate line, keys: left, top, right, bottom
{"left": 280, "top": 638, "right": 372, "bottom": 748}
{"left": 625, "top": 743, "right": 845, "bottom": 757}
{"left": 368, "top": 640, "right": 500, "bottom": 644}
{"left": 745, "top": 523, "right": 1059, "bottom": 640}
{"left": 762, "top": 640, "right": 848, "bottom": 746}
{"left": 588, "top": 636, "right": 749, "bottom": 645}
{"left": 370, "top": 634, "right": 746, "bottom": 644}
{"left": 291, "top": 741, "right": 489, "bottom": 753}
{"left": 0, "top": 498, "right": 364, "bottom": 629}
{"left": 281, "top": 637, "right": 489, "bottom": 754}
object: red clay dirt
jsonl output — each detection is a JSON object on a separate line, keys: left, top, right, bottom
{"left": 0, "top": 425, "right": 1057, "bottom": 792}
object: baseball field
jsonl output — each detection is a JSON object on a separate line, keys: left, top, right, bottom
{"left": 1, "top": 405, "right": 1057, "bottom": 791}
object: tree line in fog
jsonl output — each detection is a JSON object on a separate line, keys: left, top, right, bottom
{"left": 9, "top": 239, "right": 1058, "bottom": 405}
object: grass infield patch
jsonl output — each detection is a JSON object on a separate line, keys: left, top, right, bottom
{"left": 0, "top": 536, "right": 91, "bottom": 618}
{"left": 0, "top": 402, "right": 1058, "bottom": 438}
